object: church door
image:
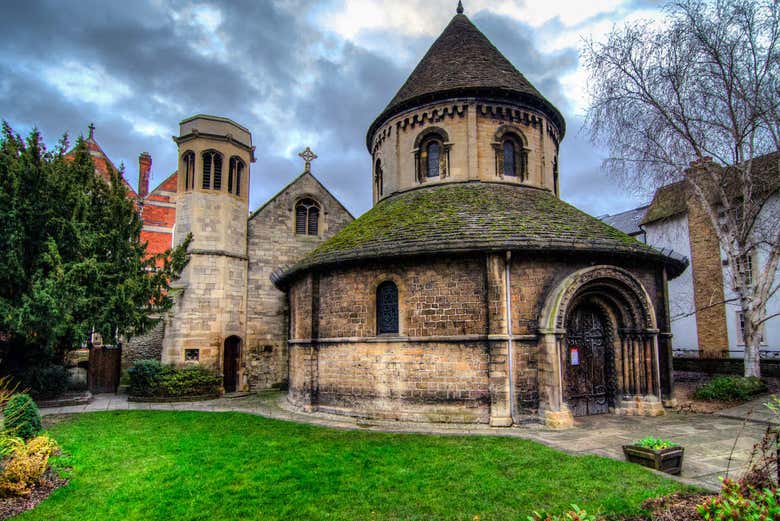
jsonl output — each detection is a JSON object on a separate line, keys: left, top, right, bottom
{"left": 564, "top": 306, "right": 613, "bottom": 417}
{"left": 223, "top": 336, "right": 241, "bottom": 393}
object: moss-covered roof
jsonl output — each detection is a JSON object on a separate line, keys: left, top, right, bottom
{"left": 273, "top": 182, "right": 688, "bottom": 286}
{"left": 641, "top": 181, "right": 688, "bottom": 224}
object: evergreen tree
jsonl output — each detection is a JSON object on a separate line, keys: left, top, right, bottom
{"left": 0, "top": 123, "right": 190, "bottom": 371}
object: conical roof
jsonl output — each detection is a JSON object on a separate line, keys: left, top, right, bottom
{"left": 367, "top": 13, "right": 566, "bottom": 148}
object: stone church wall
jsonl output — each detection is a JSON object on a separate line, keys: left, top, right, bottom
{"left": 245, "top": 173, "right": 352, "bottom": 390}
{"left": 286, "top": 252, "right": 670, "bottom": 423}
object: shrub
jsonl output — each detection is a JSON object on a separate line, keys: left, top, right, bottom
{"left": 23, "top": 365, "right": 69, "bottom": 399}
{"left": 693, "top": 376, "right": 767, "bottom": 402}
{"left": 128, "top": 360, "right": 222, "bottom": 398}
{"left": 156, "top": 365, "right": 223, "bottom": 397}
{"left": 634, "top": 437, "right": 678, "bottom": 450}
{"left": 697, "top": 479, "right": 780, "bottom": 520}
{"left": 0, "top": 434, "right": 60, "bottom": 497}
{"left": 527, "top": 505, "right": 600, "bottom": 521}
{"left": 3, "top": 394, "right": 42, "bottom": 441}
{"left": 127, "top": 360, "right": 164, "bottom": 397}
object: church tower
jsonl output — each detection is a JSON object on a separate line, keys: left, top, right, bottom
{"left": 162, "top": 115, "right": 255, "bottom": 392}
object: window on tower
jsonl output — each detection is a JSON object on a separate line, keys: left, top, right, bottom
{"left": 295, "top": 198, "right": 320, "bottom": 236}
{"left": 201, "top": 150, "right": 224, "bottom": 190}
{"left": 494, "top": 127, "right": 527, "bottom": 180}
{"left": 182, "top": 151, "right": 195, "bottom": 191}
{"left": 374, "top": 158, "right": 383, "bottom": 196}
{"left": 414, "top": 128, "right": 449, "bottom": 182}
{"left": 228, "top": 156, "right": 245, "bottom": 196}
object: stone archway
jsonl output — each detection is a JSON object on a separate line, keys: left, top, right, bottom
{"left": 538, "top": 266, "right": 663, "bottom": 428}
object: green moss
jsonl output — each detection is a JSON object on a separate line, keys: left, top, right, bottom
{"left": 282, "top": 183, "right": 674, "bottom": 283}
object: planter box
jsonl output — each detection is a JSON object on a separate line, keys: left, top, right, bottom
{"left": 623, "top": 445, "right": 685, "bottom": 475}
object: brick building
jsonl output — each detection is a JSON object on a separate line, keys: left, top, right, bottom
{"left": 270, "top": 8, "right": 687, "bottom": 428}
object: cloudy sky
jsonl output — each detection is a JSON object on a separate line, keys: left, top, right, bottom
{"left": 0, "top": 0, "right": 663, "bottom": 218}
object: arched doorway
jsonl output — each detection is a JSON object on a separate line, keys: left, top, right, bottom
{"left": 564, "top": 304, "right": 614, "bottom": 417}
{"left": 223, "top": 336, "right": 241, "bottom": 393}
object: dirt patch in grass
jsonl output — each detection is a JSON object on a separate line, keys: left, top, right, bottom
{"left": 0, "top": 471, "right": 67, "bottom": 521}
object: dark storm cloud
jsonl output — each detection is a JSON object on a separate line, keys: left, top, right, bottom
{"left": 0, "top": 0, "right": 644, "bottom": 219}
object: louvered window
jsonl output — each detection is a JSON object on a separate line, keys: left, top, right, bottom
{"left": 377, "top": 281, "right": 399, "bottom": 334}
{"left": 183, "top": 151, "right": 195, "bottom": 190}
{"left": 228, "top": 156, "right": 245, "bottom": 195}
{"left": 213, "top": 154, "right": 223, "bottom": 190}
{"left": 201, "top": 151, "right": 223, "bottom": 190}
{"left": 426, "top": 141, "right": 440, "bottom": 178}
{"left": 295, "top": 198, "right": 320, "bottom": 236}
{"left": 202, "top": 153, "right": 211, "bottom": 189}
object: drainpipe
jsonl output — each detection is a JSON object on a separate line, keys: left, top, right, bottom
{"left": 505, "top": 251, "right": 518, "bottom": 424}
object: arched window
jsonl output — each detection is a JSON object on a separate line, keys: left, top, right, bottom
{"left": 374, "top": 159, "right": 383, "bottom": 197}
{"left": 201, "top": 150, "right": 223, "bottom": 190}
{"left": 503, "top": 141, "right": 516, "bottom": 177}
{"left": 494, "top": 127, "right": 527, "bottom": 180}
{"left": 295, "top": 198, "right": 320, "bottom": 236}
{"left": 182, "top": 151, "right": 195, "bottom": 191}
{"left": 376, "top": 281, "right": 399, "bottom": 335}
{"left": 228, "top": 156, "right": 245, "bottom": 196}
{"left": 414, "top": 128, "right": 450, "bottom": 183}
{"left": 426, "top": 142, "right": 440, "bottom": 178}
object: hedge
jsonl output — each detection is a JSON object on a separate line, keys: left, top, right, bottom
{"left": 128, "top": 360, "right": 222, "bottom": 398}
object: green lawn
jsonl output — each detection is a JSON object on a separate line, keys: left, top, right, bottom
{"left": 20, "top": 411, "right": 687, "bottom": 520}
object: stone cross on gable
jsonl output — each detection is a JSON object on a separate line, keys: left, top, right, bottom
{"left": 298, "top": 147, "right": 318, "bottom": 173}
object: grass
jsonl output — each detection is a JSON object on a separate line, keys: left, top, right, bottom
{"left": 20, "top": 411, "right": 688, "bottom": 520}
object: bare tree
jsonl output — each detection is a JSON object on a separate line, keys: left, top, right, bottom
{"left": 583, "top": 0, "right": 780, "bottom": 376}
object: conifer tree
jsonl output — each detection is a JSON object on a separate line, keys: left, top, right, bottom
{"left": 0, "top": 123, "right": 190, "bottom": 371}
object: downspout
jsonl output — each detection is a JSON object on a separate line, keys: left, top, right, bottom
{"left": 505, "top": 251, "right": 518, "bottom": 424}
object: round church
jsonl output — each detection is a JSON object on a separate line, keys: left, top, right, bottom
{"left": 272, "top": 6, "right": 687, "bottom": 428}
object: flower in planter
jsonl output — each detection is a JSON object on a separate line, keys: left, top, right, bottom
{"left": 634, "top": 437, "right": 678, "bottom": 450}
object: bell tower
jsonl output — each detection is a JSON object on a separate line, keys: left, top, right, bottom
{"left": 162, "top": 115, "right": 255, "bottom": 392}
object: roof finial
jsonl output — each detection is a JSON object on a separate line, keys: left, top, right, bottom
{"left": 88, "top": 123, "right": 95, "bottom": 140}
{"left": 298, "top": 146, "right": 318, "bottom": 173}
{"left": 457, "top": 0, "right": 464, "bottom": 14}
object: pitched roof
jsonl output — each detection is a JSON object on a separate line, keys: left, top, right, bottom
{"left": 83, "top": 135, "right": 138, "bottom": 198}
{"left": 249, "top": 170, "right": 355, "bottom": 222}
{"left": 600, "top": 205, "right": 649, "bottom": 236}
{"left": 642, "top": 181, "right": 688, "bottom": 225}
{"left": 273, "top": 183, "right": 687, "bottom": 286}
{"left": 367, "top": 13, "right": 566, "bottom": 149}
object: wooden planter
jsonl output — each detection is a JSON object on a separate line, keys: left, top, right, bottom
{"left": 623, "top": 445, "right": 685, "bottom": 475}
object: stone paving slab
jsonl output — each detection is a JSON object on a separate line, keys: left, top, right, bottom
{"left": 40, "top": 392, "right": 774, "bottom": 492}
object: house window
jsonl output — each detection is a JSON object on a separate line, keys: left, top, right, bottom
{"left": 182, "top": 151, "right": 195, "bottom": 191}
{"left": 374, "top": 159, "right": 383, "bottom": 197}
{"left": 377, "top": 281, "right": 399, "bottom": 335}
{"left": 202, "top": 150, "right": 223, "bottom": 190}
{"left": 737, "top": 312, "right": 765, "bottom": 346}
{"left": 295, "top": 198, "right": 320, "bottom": 236}
{"left": 185, "top": 349, "right": 200, "bottom": 362}
{"left": 228, "top": 156, "right": 245, "bottom": 196}
{"left": 736, "top": 253, "right": 755, "bottom": 289}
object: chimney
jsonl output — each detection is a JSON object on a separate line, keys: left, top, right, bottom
{"left": 138, "top": 152, "right": 152, "bottom": 198}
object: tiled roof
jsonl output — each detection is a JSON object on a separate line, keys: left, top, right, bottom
{"left": 273, "top": 183, "right": 687, "bottom": 286}
{"left": 367, "top": 13, "right": 565, "bottom": 149}
{"left": 600, "top": 205, "right": 649, "bottom": 236}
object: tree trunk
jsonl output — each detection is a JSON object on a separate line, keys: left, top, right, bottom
{"left": 743, "top": 321, "right": 762, "bottom": 378}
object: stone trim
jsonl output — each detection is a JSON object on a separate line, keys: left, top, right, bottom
{"left": 288, "top": 334, "right": 538, "bottom": 345}
{"left": 188, "top": 249, "right": 249, "bottom": 261}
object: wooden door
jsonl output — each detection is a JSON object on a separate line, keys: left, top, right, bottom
{"left": 564, "top": 306, "right": 611, "bottom": 417}
{"left": 223, "top": 337, "right": 240, "bottom": 393}
{"left": 88, "top": 346, "right": 121, "bottom": 394}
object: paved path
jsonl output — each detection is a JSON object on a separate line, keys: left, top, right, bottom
{"left": 41, "top": 392, "right": 776, "bottom": 491}
{"left": 715, "top": 394, "right": 780, "bottom": 425}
